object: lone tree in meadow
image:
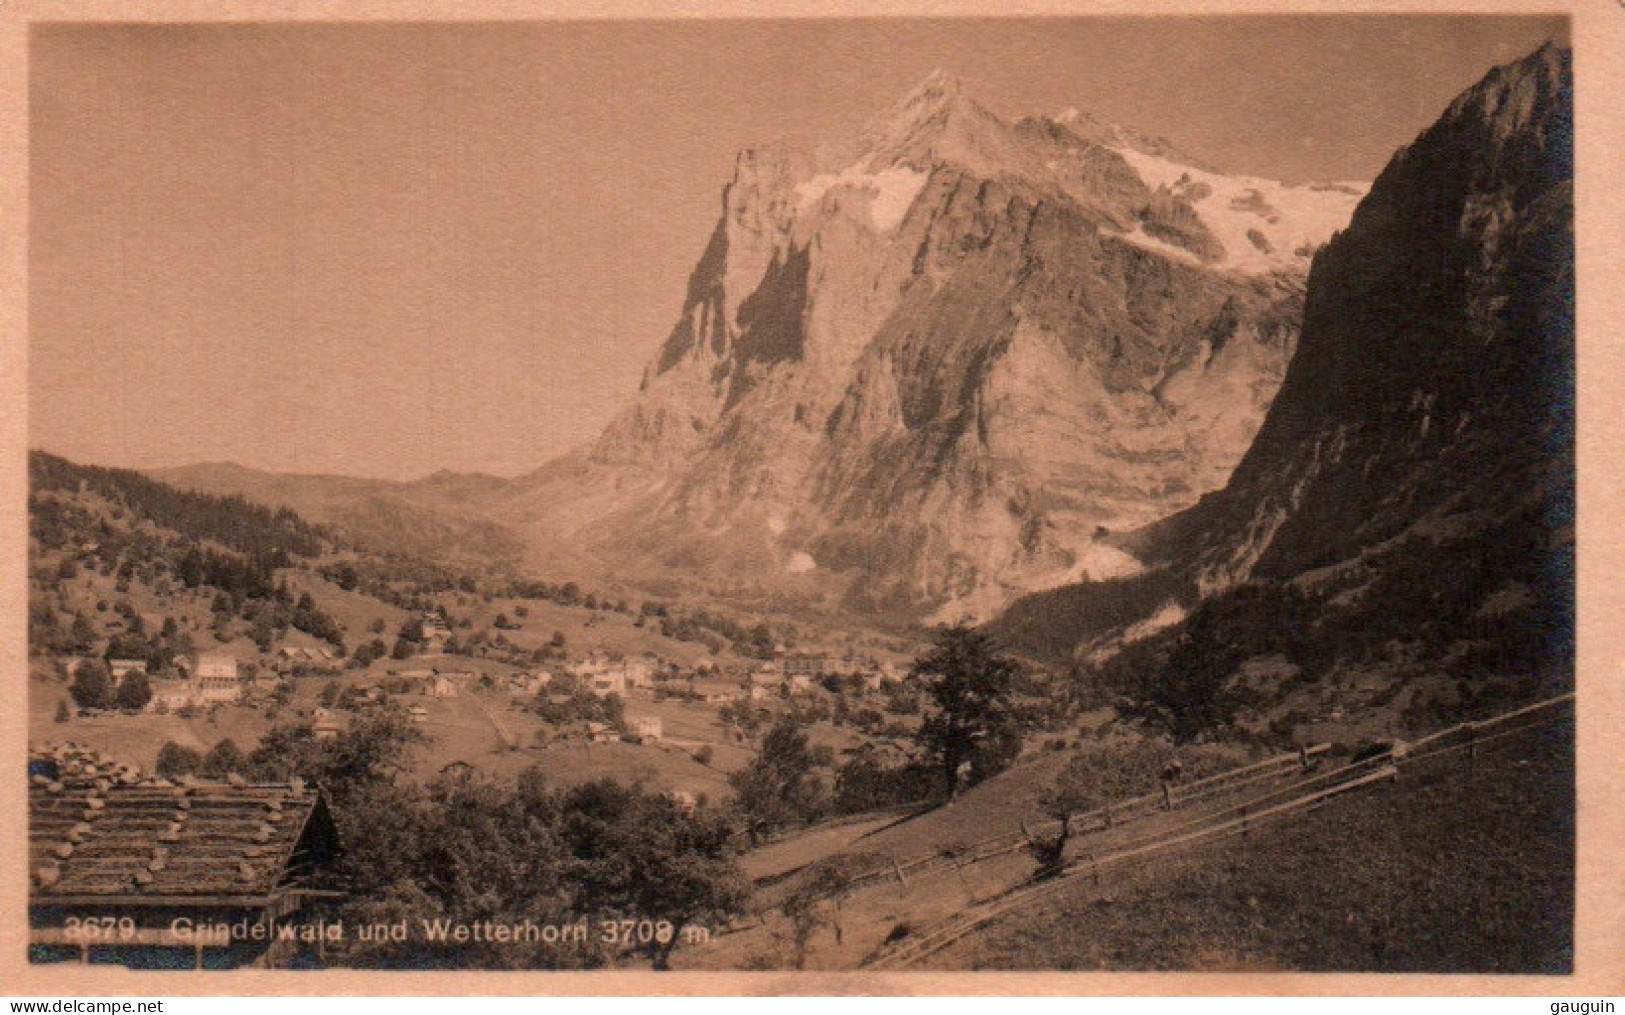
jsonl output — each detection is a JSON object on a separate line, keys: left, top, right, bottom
{"left": 1028, "top": 740, "right": 1172, "bottom": 877}
{"left": 912, "top": 623, "right": 1022, "bottom": 799}
{"left": 728, "top": 715, "right": 826, "bottom": 844}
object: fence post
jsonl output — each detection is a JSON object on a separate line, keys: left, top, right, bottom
{"left": 1299, "top": 744, "right": 1309, "bottom": 773}
{"left": 893, "top": 859, "right": 906, "bottom": 886}
{"left": 1468, "top": 723, "right": 1478, "bottom": 767}
{"left": 1162, "top": 782, "right": 1173, "bottom": 810}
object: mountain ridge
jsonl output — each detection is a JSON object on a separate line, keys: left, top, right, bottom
{"left": 141, "top": 72, "right": 1372, "bottom": 621}
{"left": 495, "top": 72, "right": 1365, "bottom": 618}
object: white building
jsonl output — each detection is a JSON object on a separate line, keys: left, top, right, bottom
{"left": 748, "top": 670, "right": 784, "bottom": 701}
{"left": 151, "top": 680, "right": 194, "bottom": 712}
{"left": 571, "top": 653, "right": 650, "bottom": 695}
{"left": 193, "top": 653, "right": 241, "bottom": 704}
{"left": 108, "top": 659, "right": 148, "bottom": 682}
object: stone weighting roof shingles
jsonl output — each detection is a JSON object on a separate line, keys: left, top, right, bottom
{"left": 29, "top": 746, "right": 333, "bottom": 904}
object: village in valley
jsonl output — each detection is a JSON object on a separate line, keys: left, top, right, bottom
{"left": 28, "top": 459, "right": 928, "bottom": 810}
{"left": 45, "top": 612, "right": 918, "bottom": 804}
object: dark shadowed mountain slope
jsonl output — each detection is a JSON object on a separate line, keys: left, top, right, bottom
{"left": 992, "top": 43, "right": 1572, "bottom": 734}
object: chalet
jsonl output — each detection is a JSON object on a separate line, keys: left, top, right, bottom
{"left": 147, "top": 654, "right": 243, "bottom": 712}
{"left": 151, "top": 681, "right": 194, "bottom": 713}
{"left": 407, "top": 705, "right": 430, "bottom": 725}
{"left": 748, "top": 668, "right": 784, "bottom": 701}
{"left": 28, "top": 747, "right": 341, "bottom": 969}
{"left": 391, "top": 669, "right": 433, "bottom": 695}
{"left": 631, "top": 716, "right": 663, "bottom": 743}
{"left": 312, "top": 711, "right": 344, "bottom": 741}
{"left": 108, "top": 659, "right": 148, "bottom": 682}
{"left": 585, "top": 722, "right": 618, "bottom": 744}
{"left": 420, "top": 613, "right": 451, "bottom": 653}
{"left": 570, "top": 653, "right": 650, "bottom": 695}
{"left": 568, "top": 653, "right": 609, "bottom": 676}
{"left": 667, "top": 790, "right": 698, "bottom": 814}
{"left": 511, "top": 671, "right": 548, "bottom": 694}
{"left": 193, "top": 653, "right": 242, "bottom": 705}
{"left": 429, "top": 675, "right": 459, "bottom": 699}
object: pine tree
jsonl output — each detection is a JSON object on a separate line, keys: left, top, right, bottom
{"left": 912, "top": 624, "right": 1022, "bottom": 798}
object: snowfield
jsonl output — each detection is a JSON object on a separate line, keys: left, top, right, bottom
{"left": 796, "top": 165, "right": 930, "bottom": 233}
{"left": 1112, "top": 147, "right": 1366, "bottom": 274}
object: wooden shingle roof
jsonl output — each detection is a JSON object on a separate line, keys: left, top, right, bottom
{"left": 29, "top": 748, "right": 336, "bottom": 905}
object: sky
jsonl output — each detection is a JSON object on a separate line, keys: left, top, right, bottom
{"left": 29, "top": 16, "right": 1568, "bottom": 481}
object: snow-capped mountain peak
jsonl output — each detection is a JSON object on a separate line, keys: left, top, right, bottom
{"left": 534, "top": 73, "right": 1369, "bottom": 618}
{"left": 860, "top": 72, "right": 1028, "bottom": 177}
{"left": 1020, "top": 108, "right": 1368, "bottom": 274}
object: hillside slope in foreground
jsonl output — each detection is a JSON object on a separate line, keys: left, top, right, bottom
{"left": 926, "top": 721, "right": 1572, "bottom": 972}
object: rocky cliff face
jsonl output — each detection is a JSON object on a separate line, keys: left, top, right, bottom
{"left": 518, "top": 72, "right": 1362, "bottom": 618}
{"left": 994, "top": 44, "right": 1573, "bottom": 716}
{"left": 1135, "top": 42, "right": 1572, "bottom": 593}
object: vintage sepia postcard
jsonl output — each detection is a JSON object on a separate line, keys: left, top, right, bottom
{"left": 3, "top": 0, "right": 1622, "bottom": 997}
